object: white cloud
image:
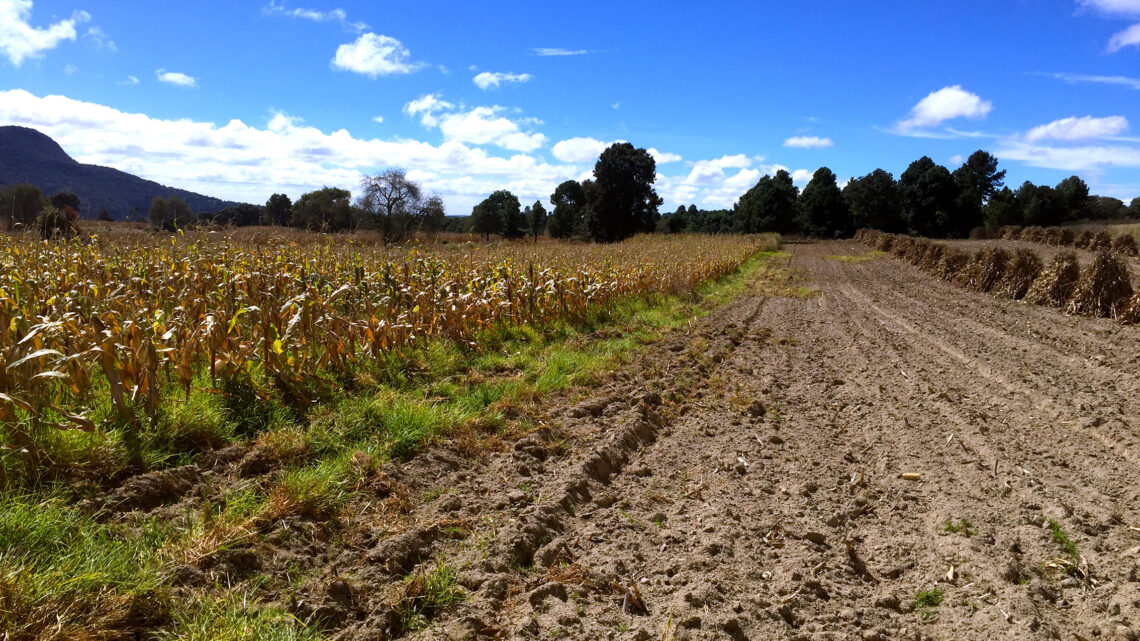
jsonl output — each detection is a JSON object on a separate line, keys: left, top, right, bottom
{"left": 551, "top": 136, "right": 608, "bottom": 163}
{"left": 949, "top": 154, "right": 964, "bottom": 165}
{"left": 403, "top": 93, "right": 454, "bottom": 127}
{"left": 372, "top": 115, "right": 383, "bottom": 124}
{"left": 648, "top": 148, "right": 681, "bottom": 164}
{"left": 63, "top": 63, "right": 75, "bottom": 75}
{"left": 1108, "top": 23, "right": 1140, "bottom": 51}
{"left": 85, "top": 26, "right": 114, "bottom": 52}
{"left": 783, "top": 135, "right": 833, "bottom": 149}
{"left": 404, "top": 94, "right": 546, "bottom": 152}
{"left": 332, "top": 33, "right": 424, "bottom": 77}
{"left": 611, "top": 101, "right": 621, "bottom": 110}
{"left": 0, "top": 89, "right": 581, "bottom": 215}
{"left": 437, "top": 106, "right": 546, "bottom": 152}
{"left": 120, "top": 74, "right": 138, "bottom": 85}
{"left": 532, "top": 47, "right": 590, "bottom": 56}
{"left": 694, "top": 154, "right": 752, "bottom": 170}
{"left": 263, "top": 1, "right": 366, "bottom": 32}
{"left": 1025, "top": 115, "right": 1129, "bottom": 142}
{"left": 473, "top": 71, "right": 532, "bottom": 90}
{"left": 896, "top": 85, "right": 992, "bottom": 131}
{"left": 1079, "top": 0, "right": 1140, "bottom": 15}
{"left": 791, "top": 169, "right": 813, "bottom": 185}
{"left": 0, "top": 0, "right": 89, "bottom": 66}
{"left": 156, "top": 68, "right": 196, "bottom": 87}
{"left": 1042, "top": 72, "right": 1140, "bottom": 90}
{"left": 996, "top": 140, "right": 1140, "bottom": 171}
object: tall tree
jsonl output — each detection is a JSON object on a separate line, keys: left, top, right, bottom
{"left": 588, "top": 142, "right": 662, "bottom": 242}
{"left": 356, "top": 169, "right": 428, "bottom": 243}
{"left": 290, "top": 187, "right": 354, "bottom": 232}
{"left": 982, "top": 186, "right": 1020, "bottom": 228}
{"left": 1056, "top": 175, "right": 1090, "bottom": 220}
{"left": 795, "top": 167, "right": 850, "bottom": 237}
{"left": 734, "top": 170, "right": 798, "bottom": 234}
{"left": 1015, "top": 181, "right": 1064, "bottom": 227}
{"left": 420, "top": 195, "right": 446, "bottom": 235}
{"left": 952, "top": 150, "right": 1006, "bottom": 236}
{"left": 548, "top": 180, "right": 587, "bottom": 239}
{"left": 471, "top": 190, "right": 521, "bottom": 241}
{"left": 49, "top": 191, "right": 80, "bottom": 213}
{"left": 264, "top": 193, "right": 292, "bottom": 226}
{"left": 1130, "top": 197, "right": 1140, "bottom": 219}
{"left": 148, "top": 196, "right": 169, "bottom": 231}
{"left": 898, "top": 156, "right": 958, "bottom": 237}
{"left": 0, "top": 184, "right": 45, "bottom": 230}
{"left": 843, "top": 169, "right": 902, "bottom": 232}
{"left": 527, "top": 200, "right": 548, "bottom": 242}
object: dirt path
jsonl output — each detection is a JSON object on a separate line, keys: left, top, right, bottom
{"left": 332, "top": 241, "right": 1140, "bottom": 641}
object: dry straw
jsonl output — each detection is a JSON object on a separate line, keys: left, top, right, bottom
{"left": 955, "top": 248, "right": 1010, "bottom": 293}
{"left": 1089, "top": 231, "right": 1113, "bottom": 252}
{"left": 1024, "top": 251, "right": 1081, "bottom": 307}
{"left": 1122, "top": 291, "right": 1140, "bottom": 325}
{"left": 1074, "top": 231, "right": 1095, "bottom": 250}
{"left": 1066, "top": 250, "right": 1134, "bottom": 318}
{"left": 1111, "top": 234, "right": 1138, "bottom": 257}
{"left": 995, "top": 249, "right": 1044, "bottom": 300}
{"left": 936, "top": 248, "right": 971, "bottom": 281}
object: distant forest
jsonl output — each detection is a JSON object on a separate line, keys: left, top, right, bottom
{"left": 6, "top": 141, "right": 1139, "bottom": 242}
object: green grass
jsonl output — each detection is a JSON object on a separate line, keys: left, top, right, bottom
{"left": 397, "top": 561, "right": 466, "bottom": 632}
{"left": 943, "top": 517, "right": 974, "bottom": 536}
{"left": 1047, "top": 518, "right": 1081, "bottom": 563}
{"left": 827, "top": 250, "right": 886, "bottom": 263}
{"left": 162, "top": 589, "right": 322, "bottom": 641}
{"left": 915, "top": 587, "right": 944, "bottom": 620}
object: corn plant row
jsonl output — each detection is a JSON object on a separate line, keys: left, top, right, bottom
{"left": 0, "top": 233, "right": 768, "bottom": 465}
{"left": 855, "top": 229, "right": 1140, "bottom": 325}
{"left": 969, "top": 225, "right": 1139, "bottom": 257}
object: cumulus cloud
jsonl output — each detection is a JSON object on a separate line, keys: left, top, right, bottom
{"left": 1025, "top": 115, "right": 1129, "bottom": 142}
{"left": 551, "top": 136, "right": 608, "bottom": 163}
{"left": 156, "top": 68, "right": 196, "bottom": 87}
{"left": 332, "top": 33, "right": 425, "bottom": 77}
{"left": 404, "top": 94, "right": 546, "bottom": 152}
{"left": 0, "top": 0, "right": 89, "bottom": 66}
{"left": 648, "top": 148, "right": 681, "bottom": 164}
{"left": 473, "top": 71, "right": 532, "bottom": 90}
{"left": 532, "top": 47, "right": 590, "bottom": 56}
{"left": 0, "top": 89, "right": 582, "bottom": 214}
{"left": 783, "top": 135, "right": 834, "bottom": 149}
{"left": 896, "top": 85, "right": 992, "bottom": 132}
{"left": 1108, "top": 23, "right": 1140, "bottom": 51}
{"left": 263, "top": 1, "right": 366, "bottom": 32}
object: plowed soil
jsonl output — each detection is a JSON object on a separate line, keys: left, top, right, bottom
{"left": 111, "top": 241, "right": 1140, "bottom": 640}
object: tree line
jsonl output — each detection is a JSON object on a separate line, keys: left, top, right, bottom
{"left": 667, "top": 150, "right": 1139, "bottom": 239}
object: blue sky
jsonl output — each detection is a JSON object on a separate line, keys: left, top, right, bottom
{"left": 1, "top": 0, "right": 1139, "bottom": 215}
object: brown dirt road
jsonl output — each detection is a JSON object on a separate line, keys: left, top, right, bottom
{"left": 362, "top": 239, "right": 1140, "bottom": 641}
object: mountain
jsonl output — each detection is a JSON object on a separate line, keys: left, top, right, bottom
{"left": 0, "top": 126, "right": 240, "bottom": 220}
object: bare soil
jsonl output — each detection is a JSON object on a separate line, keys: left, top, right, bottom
{"left": 107, "top": 241, "right": 1140, "bottom": 640}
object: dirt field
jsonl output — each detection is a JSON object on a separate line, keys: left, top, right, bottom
{"left": 98, "top": 240, "right": 1140, "bottom": 640}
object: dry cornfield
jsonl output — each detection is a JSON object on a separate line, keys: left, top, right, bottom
{"left": 0, "top": 231, "right": 770, "bottom": 480}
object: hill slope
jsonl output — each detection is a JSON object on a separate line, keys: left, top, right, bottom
{"left": 0, "top": 126, "right": 239, "bottom": 219}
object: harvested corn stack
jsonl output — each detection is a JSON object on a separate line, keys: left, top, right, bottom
{"left": 1089, "top": 231, "right": 1113, "bottom": 252}
{"left": 890, "top": 236, "right": 913, "bottom": 258}
{"left": 1074, "top": 230, "right": 1095, "bottom": 250}
{"left": 936, "top": 248, "right": 971, "bottom": 281}
{"left": 1043, "top": 227, "right": 1063, "bottom": 246}
{"left": 1066, "top": 250, "right": 1134, "bottom": 318}
{"left": 1021, "top": 226, "right": 1046, "bottom": 243}
{"left": 1025, "top": 251, "right": 1080, "bottom": 307}
{"left": 1122, "top": 291, "right": 1140, "bottom": 324}
{"left": 906, "top": 238, "right": 931, "bottom": 265}
{"left": 968, "top": 227, "right": 985, "bottom": 240}
{"left": 1110, "top": 234, "right": 1138, "bottom": 257}
{"left": 920, "top": 243, "right": 946, "bottom": 272}
{"left": 1058, "top": 228, "right": 1075, "bottom": 247}
{"left": 876, "top": 233, "right": 894, "bottom": 252}
{"left": 1000, "top": 226, "right": 1021, "bottom": 240}
{"left": 954, "top": 247, "right": 1010, "bottom": 293}
{"left": 994, "top": 249, "right": 1043, "bottom": 300}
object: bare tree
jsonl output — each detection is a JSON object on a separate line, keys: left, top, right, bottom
{"left": 356, "top": 169, "right": 428, "bottom": 243}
